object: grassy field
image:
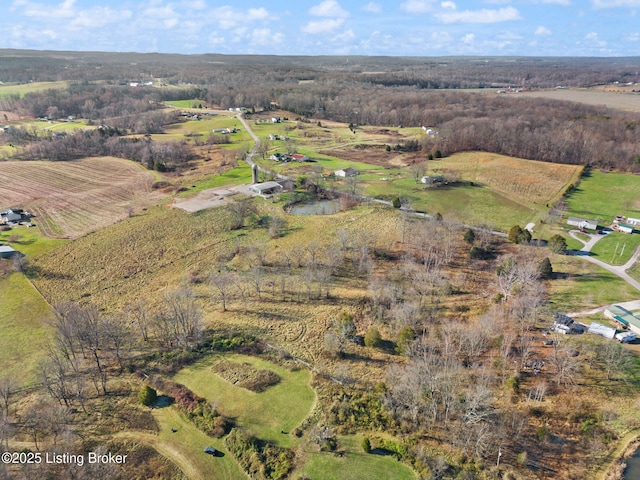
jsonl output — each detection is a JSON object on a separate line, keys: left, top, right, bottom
{"left": 0, "top": 273, "right": 54, "bottom": 382}
{"left": 174, "top": 354, "right": 315, "bottom": 447}
{"left": 520, "top": 88, "right": 640, "bottom": 113}
{"left": 119, "top": 407, "right": 248, "bottom": 480}
{"left": 0, "top": 81, "right": 69, "bottom": 98}
{"left": 0, "top": 157, "right": 164, "bottom": 238}
{"left": 548, "top": 254, "right": 640, "bottom": 312}
{"left": 565, "top": 169, "right": 640, "bottom": 223}
{"left": 588, "top": 232, "right": 640, "bottom": 266}
{"left": 299, "top": 435, "right": 416, "bottom": 480}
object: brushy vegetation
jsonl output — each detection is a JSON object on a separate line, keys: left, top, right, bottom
{"left": 225, "top": 428, "right": 294, "bottom": 480}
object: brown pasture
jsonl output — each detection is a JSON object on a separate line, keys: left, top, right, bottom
{"left": 519, "top": 87, "right": 640, "bottom": 113}
{"left": 0, "top": 157, "right": 165, "bottom": 238}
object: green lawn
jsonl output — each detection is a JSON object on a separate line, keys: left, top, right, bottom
{"left": 548, "top": 255, "right": 640, "bottom": 312}
{"left": 126, "top": 406, "right": 248, "bottom": 480}
{"left": 0, "top": 81, "right": 69, "bottom": 98}
{"left": 565, "top": 170, "right": 640, "bottom": 223}
{"left": 173, "top": 354, "right": 315, "bottom": 447}
{"left": 178, "top": 162, "right": 253, "bottom": 195}
{"left": 165, "top": 100, "right": 202, "bottom": 108}
{"left": 0, "top": 273, "right": 54, "bottom": 383}
{"left": 0, "top": 227, "right": 66, "bottom": 258}
{"left": 588, "top": 231, "right": 640, "bottom": 266}
{"left": 300, "top": 435, "right": 416, "bottom": 480}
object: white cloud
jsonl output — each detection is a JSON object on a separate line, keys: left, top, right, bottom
{"left": 536, "top": 0, "right": 571, "bottom": 5}
{"left": 362, "top": 2, "right": 382, "bottom": 13}
{"left": 302, "top": 18, "right": 345, "bottom": 33}
{"left": 626, "top": 32, "right": 640, "bottom": 41}
{"left": 535, "top": 26, "right": 551, "bottom": 36}
{"left": 462, "top": 33, "right": 474, "bottom": 44}
{"left": 248, "top": 8, "right": 270, "bottom": 21}
{"left": 14, "top": 0, "right": 77, "bottom": 18}
{"left": 583, "top": 31, "right": 607, "bottom": 47}
{"left": 250, "top": 28, "right": 283, "bottom": 46}
{"left": 592, "top": 0, "right": 640, "bottom": 7}
{"left": 70, "top": 7, "right": 132, "bottom": 28}
{"left": 400, "top": 0, "right": 436, "bottom": 14}
{"left": 441, "top": 1, "right": 456, "bottom": 9}
{"left": 309, "top": 0, "right": 349, "bottom": 18}
{"left": 436, "top": 6, "right": 521, "bottom": 24}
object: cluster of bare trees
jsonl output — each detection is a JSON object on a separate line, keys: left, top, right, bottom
{"left": 11, "top": 127, "right": 193, "bottom": 169}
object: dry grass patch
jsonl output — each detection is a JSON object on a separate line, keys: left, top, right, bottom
{"left": 213, "top": 359, "right": 281, "bottom": 392}
{"left": 432, "top": 152, "right": 583, "bottom": 205}
{"left": 0, "top": 157, "right": 165, "bottom": 238}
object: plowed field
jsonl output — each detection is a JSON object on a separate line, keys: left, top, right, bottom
{"left": 0, "top": 157, "right": 165, "bottom": 238}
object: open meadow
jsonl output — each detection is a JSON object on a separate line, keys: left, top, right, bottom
{"left": 0, "top": 157, "right": 165, "bottom": 238}
{"left": 520, "top": 88, "right": 640, "bottom": 113}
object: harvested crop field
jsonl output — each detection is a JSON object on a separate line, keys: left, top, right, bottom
{"left": 0, "top": 157, "right": 165, "bottom": 238}
{"left": 433, "top": 152, "right": 583, "bottom": 205}
{"left": 520, "top": 88, "right": 640, "bottom": 112}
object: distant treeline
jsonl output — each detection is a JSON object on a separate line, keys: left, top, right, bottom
{"left": 2, "top": 50, "right": 640, "bottom": 88}
{"left": 9, "top": 127, "right": 193, "bottom": 170}
{"left": 3, "top": 51, "right": 640, "bottom": 171}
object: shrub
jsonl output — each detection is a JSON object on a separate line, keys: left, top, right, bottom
{"left": 364, "top": 326, "right": 382, "bottom": 348}
{"left": 362, "top": 437, "right": 372, "bottom": 453}
{"left": 536, "top": 426, "right": 549, "bottom": 442}
{"left": 506, "top": 375, "right": 520, "bottom": 394}
{"left": 396, "top": 326, "right": 415, "bottom": 355}
{"left": 463, "top": 228, "right": 475, "bottom": 244}
{"left": 138, "top": 385, "right": 157, "bottom": 407}
{"left": 392, "top": 197, "right": 401, "bottom": 209}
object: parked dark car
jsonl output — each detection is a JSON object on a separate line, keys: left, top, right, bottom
{"left": 204, "top": 446, "right": 217, "bottom": 456}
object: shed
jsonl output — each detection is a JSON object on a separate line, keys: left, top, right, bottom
{"left": 627, "top": 217, "right": 640, "bottom": 226}
{"left": 0, "top": 245, "right": 16, "bottom": 258}
{"left": 335, "top": 167, "right": 357, "bottom": 177}
{"left": 249, "top": 181, "right": 283, "bottom": 197}
{"left": 588, "top": 322, "right": 617, "bottom": 339}
{"left": 617, "top": 223, "right": 634, "bottom": 234}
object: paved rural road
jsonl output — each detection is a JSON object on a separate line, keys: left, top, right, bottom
{"left": 568, "top": 229, "right": 640, "bottom": 292}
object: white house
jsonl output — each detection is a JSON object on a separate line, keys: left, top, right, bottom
{"left": 626, "top": 217, "right": 640, "bottom": 226}
{"left": 566, "top": 217, "right": 598, "bottom": 230}
{"left": 335, "top": 167, "right": 357, "bottom": 177}
{"left": 421, "top": 175, "right": 444, "bottom": 184}
{"left": 0, "top": 245, "right": 16, "bottom": 258}
{"left": 271, "top": 116, "right": 281, "bottom": 123}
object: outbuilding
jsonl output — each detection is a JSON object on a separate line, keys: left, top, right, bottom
{"left": 566, "top": 217, "right": 598, "bottom": 230}
{"left": 0, "top": 245, "right": 16, "bottom": 258}
{"left": 249, "top": 181, "right": 283, "bottom": 197}
{"left": 605, "top": 305, "right": 640, "bottom": 335}
{"left": 335, "top": 167, "right": 357, "bottom": 177}
{"left": 617, "top": 223, "right": 634, "bottom": 234}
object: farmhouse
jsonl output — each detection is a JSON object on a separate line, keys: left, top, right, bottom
{"left": 1, "top": 208, "right": 31, "bottom": 225}
{"left": 249, "top": 181, "right": 283, "bottom": 197}
{"left": 0, "top": 245, "right": 16, "bottom": 258}
{"left": 566, "top": 217, "right": 598, "bottom": 230}
{"left": 271, "top": 116, "right": 281, "bottom": 123}
{"left": 335, "top": 167, "right": 357, "bottom": 177}
{"left": 605, "top": 305, "right": 640, "bottom": 335}
{"left": 291, "top": 154, "right": 309, "bottom": 162}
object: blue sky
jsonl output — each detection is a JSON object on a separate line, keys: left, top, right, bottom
{"left": 2, "top": 0, "right": 640, "bottom": 56}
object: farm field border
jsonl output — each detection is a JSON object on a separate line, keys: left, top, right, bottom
{"left": 0, "top": 157, "right": 166, "bottom": 239}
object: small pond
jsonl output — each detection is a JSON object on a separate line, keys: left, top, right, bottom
{"left": 625, "top": 448, "right": 640, "bottom": 479}
{"left": 289, "top": 199, "right": 341, "bottom": 215}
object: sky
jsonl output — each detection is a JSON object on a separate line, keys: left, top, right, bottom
{"left": 2, "top": 0, "right": 640, "bottom": 57}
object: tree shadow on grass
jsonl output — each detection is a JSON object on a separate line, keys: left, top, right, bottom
{"left": 370, "top": 448, "right": 397, "bottom": 457}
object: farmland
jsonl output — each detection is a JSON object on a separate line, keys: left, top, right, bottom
{"left": 0, "top": 157, "right": 165, "bottom": 238}
{"left": 2, "top": 52, "right": 640, "bottom": 480}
